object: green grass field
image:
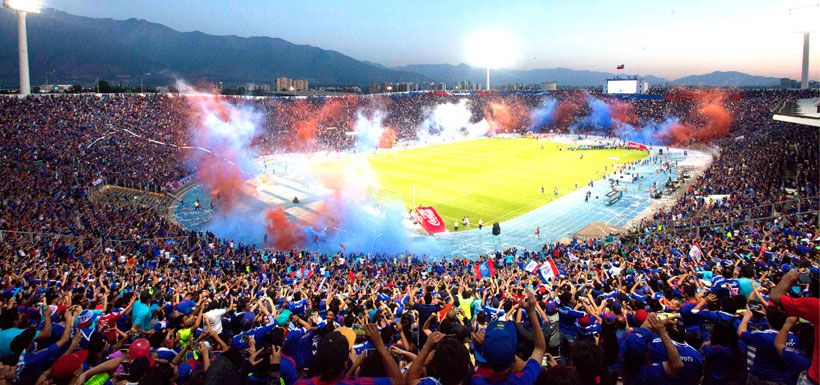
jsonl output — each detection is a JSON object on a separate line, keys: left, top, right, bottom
{"left": 363, "top": 138, "right": 648, "bottom": 227}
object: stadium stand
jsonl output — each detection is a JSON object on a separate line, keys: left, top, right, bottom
{"left": 0, "top": 89, "right": 817, "bottom": 385}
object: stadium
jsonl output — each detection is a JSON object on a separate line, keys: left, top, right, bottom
{"left": 0, "top": 1, "right": 819, "bottom": 385}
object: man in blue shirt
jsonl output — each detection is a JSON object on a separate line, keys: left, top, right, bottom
{"left": 738, "top": 306, "right": 797, "bottom": 384}
{"left": 472, "top": 290, "right": 545, "bottom": 385}
{"left": 287, "top": 291, "right": 309, "bottom": 317}
{"left": 557, "top": 291, "right": 585, "bottom": 364}
{"left": 130, "top": 290, "right": 157, "bottom": 333}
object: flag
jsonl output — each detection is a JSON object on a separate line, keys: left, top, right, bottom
{"left": 348, "top": 271, "right": 355, "bottom": 281}
{"left": 537, "top": 258, "right": 559, "bottom": 283}
{"left": 524, "top": 260, "right": 540, "bottom": 273}
{"left": 339, "top": 244, "right": 346, "bottom": 251}
{"left": 616, "top": 64, "right": 625, "bottom": 70}
{"left": 475, "top": 260, "right": 496, "bottom": 279}
{"left": 689, "top": 243, "right": 703, "bottom": 262}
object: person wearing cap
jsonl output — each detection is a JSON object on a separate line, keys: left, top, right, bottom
{"left": 296, "top": 324, "right": 404, "bottom": 385}
{"left": 621, "top": 313, "right": 684, "bottom": 385}
{"left": 471, "top": 290, "right": 545, "bottom": 385}
{"left": 13, "top": 307, "right": 80, "bottom": 384}
{"left": 48, "top": 349, "right": 90, "bottom": 385}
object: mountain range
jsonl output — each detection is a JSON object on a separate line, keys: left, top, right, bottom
{"left": 0, "top": 8, "right": 787, "bottom": 88}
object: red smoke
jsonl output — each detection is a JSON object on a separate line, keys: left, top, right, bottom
{"left": 197, "top": 157, "right": 250, "bottom": 211}
{"left": 483, "top": 97, "right": 531, "bottom": 133}
{"left": 379, "top": 127, "right": 396, "bottom": 148}
{"left": 555, "top": 99, "right": 584, "bottom": 128}
{"left": 287, "top": 98, "right": 355, "bottom": 151}
{"left": 607, "top": 99, "right": 638, "bottom": 126}
{"left": 183, "top": 93, "right": 256, "bottom": 210}
{"left": 658, "top": 90, "right": 733, "bottom": 145}
{"left": 265, "top": 207, "right": 305, "bottom": 250}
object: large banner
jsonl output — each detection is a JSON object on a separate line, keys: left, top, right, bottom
{"left": 166, "top": 174, "right": 196, "bottom": 192}
{"left": 414, "top": 206, "right": 446, "bottom": 234}
{"left": 626, "top": 141, "right": 648, "bottom": 151}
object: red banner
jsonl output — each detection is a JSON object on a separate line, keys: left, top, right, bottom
{"left": 414, "top": 206, "right": 446, "bottom": 234}
{"left": 626, "top": 141, "right": 648, "bottom": 150}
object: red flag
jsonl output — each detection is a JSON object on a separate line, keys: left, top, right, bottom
{"left": 348, "top": 271, "right": 355, "bottom": 281}
{"left": 339, "top": 244, "right": 346, "bottom": 251}
{"left": 439, "top": 303, "right": 453, "bottom": 319}
{"left": 616, "top": 64, "right": 625, "bottom": 70}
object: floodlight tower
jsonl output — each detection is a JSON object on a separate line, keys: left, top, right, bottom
{"left": 789, "top": 2, "right": 819, "bottom": 89}
{"left": 3, "top": 0, "right": 41, "bottom": 96}
{"left": 802, "top": 31, "right": 810, "bottom": 89}
{"left": 467, "top": 30, "right": 516, "bottom": 91}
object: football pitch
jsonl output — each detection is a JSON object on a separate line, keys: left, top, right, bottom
{"left": 365, "top": 137, "right": 649, "bottom": 227}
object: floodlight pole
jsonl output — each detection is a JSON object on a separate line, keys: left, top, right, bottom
{"left": 801, "top": 31, "right": 810, "bottom": 90}
{"left": 486, "top": 65, "right": 491, "bottom": 91}
{"left": 16, "top": 10, "right": 31, "bottom": 96}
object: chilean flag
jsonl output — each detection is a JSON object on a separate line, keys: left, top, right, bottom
{"left": 616, "top": 64, "right": 625, "bottom": 70}
{"left": 475, "top": 260, "right": 496, "bottom": 279}
{"left": 523, "top": 260, "right": 540, "bottom": 273}
{"left": 537, "top": 258, "right": 559, "bottom": 282}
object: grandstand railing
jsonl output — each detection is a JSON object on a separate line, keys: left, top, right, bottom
{"left": 0, "top": 230, "right": 192, "bottom": 253}
{"left": 623, "top": 195, "right": 819, "bottom": 240}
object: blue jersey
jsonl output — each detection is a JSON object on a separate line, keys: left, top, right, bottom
{"left": 702, "top": 344, "right": 740, "bottom": 384}
{"left": 557, "top": 306, "right": 584, "bottom": 336}
{"left": 472, "top": 358, "right": 541, "bottom": 385}
{"left": 741, "top": 329, "right": 798, "bottom": 383}
{"left": 648, "top": 339, "right": 704, "bottom": 385}
{"left": 679, "top": 301, "right": 701, "bottom": 336}
{"left": 483, "top": 305, "right": 504, "bottom": 322}
{"left": 288, "top": 299, "right": 308, "bottom": 316}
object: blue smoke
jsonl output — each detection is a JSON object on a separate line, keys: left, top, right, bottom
{"left": 529, "top": 98, "right": 557, "bottom": 131}
{"left": 571, "top": 97, "right": 614, "bottom": 133}
{"left": 614, "top": 117, "right": 679, "bottom": 145}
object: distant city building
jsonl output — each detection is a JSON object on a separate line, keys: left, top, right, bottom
{"left": 639, "top": 81, "right": 650, "bottom": 94}
{"left": 292, "top": 79, "right": 308, "bottom": 92}
{"left": 275, "top": 77, "right": 292, "bottom": 91}
{"left": 453, "top": 81, "right": 480, "bottom": 91}
{"left": 396, "top": 82, "right": 415, "bottom": 92}
{"left": 540, "top": 82, "right": 557, "bottom": 91}
{"left": 259, "top": 83, "right": 271, "bottom": 92}
{"left": 780, "top": 78, "right": 801, "bottom": 89}
{"left": 274, "top": 77, "right": 308, "bottom": 92}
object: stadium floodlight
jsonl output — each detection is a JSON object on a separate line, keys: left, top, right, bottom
{"left": 466, "top": 30, "right": 517, "bottom": 91}
{"left": 3, "top": 0, "right": 42, "bottom": 96}
{"left": 787, "top": 1, "right": 819, "bottom": 89}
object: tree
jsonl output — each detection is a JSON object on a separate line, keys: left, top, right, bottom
{"left": 68, "top": 84, "right": 83, "bottom": 93}
{"left": 98, "top": 80, "right": 113, "bottom": 93}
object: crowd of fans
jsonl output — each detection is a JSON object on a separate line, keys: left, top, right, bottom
{"left": 0, "top": 89, "right": 818, "bottom": 385}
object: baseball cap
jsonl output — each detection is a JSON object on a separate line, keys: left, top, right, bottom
{"left": 335, "top": 327, "right": 356, "bottom": 350}
{"left": 51, "top": 349, "right": 89, "bottom": 379}
{"left": 623, "top": 329, "right": 652, "bottom": 357}
{"left": 176, "top": 300, "right": 196, "bottom": 315}
{"left": 633, "top": 310, "right": 648, "bottom": 325}
{"left": 276, "top": 309, "right": 292, "bottom": 326}
{"left": 481, "top": 321, "right": 517, "bottom": 371}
